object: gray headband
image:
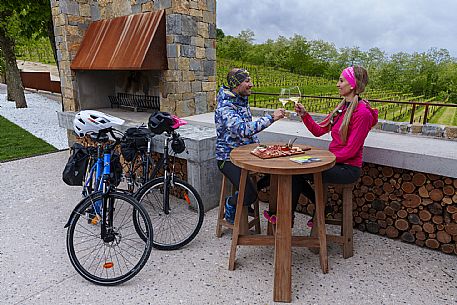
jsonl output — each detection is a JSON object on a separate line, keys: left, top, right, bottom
{"left": 227, "top": 69, "right": 250, "bottom": 88}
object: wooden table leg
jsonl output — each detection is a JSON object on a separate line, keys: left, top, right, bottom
{"left": 228, "top": 169, "right": 248, "bottom": 271}
{"left": 267, "top": 175, "right": 278, "bottom": 236}
{"left": 273, "top": 174, "right": 292, "bottom": 302}
{"left": 314, "top": 172, "right": 329, "bottom": 274}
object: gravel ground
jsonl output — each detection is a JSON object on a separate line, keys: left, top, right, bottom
{"left": 0, "top": 83, "right": 68, "bottom": 150}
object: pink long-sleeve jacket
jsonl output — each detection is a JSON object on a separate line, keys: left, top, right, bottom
{"left": 302, "top": 100, "right": 378, "bottom": 167}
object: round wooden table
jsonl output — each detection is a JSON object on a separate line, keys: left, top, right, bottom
{"left": 229, "top": 143, "right": 335, "bottom": 303}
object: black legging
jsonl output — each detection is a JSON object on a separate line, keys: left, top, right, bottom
{"left": 292, "top": 163, "right": 362, "bottom": 209}
{"left": 217, "top": 160, "right": 257, "bottom": 206}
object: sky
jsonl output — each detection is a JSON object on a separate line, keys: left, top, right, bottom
{"left": 216, "top": 0, "right": 457, "bottom": 58}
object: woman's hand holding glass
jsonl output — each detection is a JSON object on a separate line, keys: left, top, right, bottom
{"left": 295, "top": 102, "right": 307, "bottom": 117}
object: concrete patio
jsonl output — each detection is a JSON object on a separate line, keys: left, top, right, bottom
{"left": 0, "top": 151, "right": 456, "bottom": 305}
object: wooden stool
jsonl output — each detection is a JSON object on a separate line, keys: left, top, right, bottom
{"left": 216, "top": 175, "right": 261, "bottom": 237}
{"left": 311, "top": 183, "right": 355, "bottom": 258}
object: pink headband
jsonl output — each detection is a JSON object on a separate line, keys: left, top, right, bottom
{"left": 342, "top": 67, "right": 357, "bottom": 89}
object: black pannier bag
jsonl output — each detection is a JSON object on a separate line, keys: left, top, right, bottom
{"left": 120, "top": 127, "right": 151, "bottom": 162}
{"left": 62, "top": 143, "right": 89, "bottom": 186}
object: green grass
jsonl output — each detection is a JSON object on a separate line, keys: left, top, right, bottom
{"left": 0, "top": 116, "right": 57, "bottom": 162}
{"left": 429, "top": 106, "right": 457, "bottom": 126}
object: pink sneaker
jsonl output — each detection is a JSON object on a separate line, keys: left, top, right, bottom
{"left": 263, "top": 210, "right": 277, "bottom": 224}
{"left": 306, "top": 219, "right": 313, "bottom": 228}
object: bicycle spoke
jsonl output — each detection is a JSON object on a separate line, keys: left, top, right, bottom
{"left": 137, "top": 178, "right": 204, "bottom": 250}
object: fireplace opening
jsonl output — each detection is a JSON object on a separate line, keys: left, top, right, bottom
{"left": 71, "top": 11, "right": 166, "bottom": 112}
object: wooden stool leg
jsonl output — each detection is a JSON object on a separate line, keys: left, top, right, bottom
{"left": 216, "top": 175, "right": 228, "bottom": 238}
{"left": 309, "top": 184, "right": 327, "bottom": 254}
{"left": 314, "top": 172, "right": 328, "bottom": 274}
{"left": 228, "top": 169, "right": 248, "bottom": 270}
{"left": 342, "top": 186, "right": 354, "bottom": 258}
{"left": 253, "top": 199, "right": 261, "bottom": 234}
{"left": 267, "top": 175, "right": 278, "bottom": 236}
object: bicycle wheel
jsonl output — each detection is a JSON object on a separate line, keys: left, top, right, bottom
{"left": 66, "top": 191, "right": 153, "bottom": 285}
{"left": 135, "top": 177, "right": 204, "bottom": 250}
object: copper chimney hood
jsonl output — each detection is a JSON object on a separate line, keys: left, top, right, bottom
{"left": 71, "top": 10, "right": 167, "bottom": 71}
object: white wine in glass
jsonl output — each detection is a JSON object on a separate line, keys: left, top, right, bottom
{"left": 279, "top": 88, "right": 290, "bottom": 107}
{"left": 289, "top": 86, "right": 302, "bottom": 105}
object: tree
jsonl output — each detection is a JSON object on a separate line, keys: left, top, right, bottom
{"left": 216, "top": 29, "right": 255, "bottom": 62}
{"left": 0, "top": 0, "right": 52, "bottom": 108}
{"left": 285, "top": 35, "right": 311, "bottom": 74}
{"left": 216, "top": 28, "right": 225, "bottom": 41}
{"left": 0, "top": 4, "right": 26, "bottom": 106}
{"left": 237, "top": 29, "right": 255, "bottom": 44}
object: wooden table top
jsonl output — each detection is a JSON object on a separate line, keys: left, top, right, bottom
{"left": 230, "top": 143, "right": 336, "bottom": 175}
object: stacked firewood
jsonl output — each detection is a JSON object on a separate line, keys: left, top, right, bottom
{"left": 77, "top": 136, "right": 188, "bottom": 181}
{"left": 276, "top": 163, "right": 457, "bottom": 256}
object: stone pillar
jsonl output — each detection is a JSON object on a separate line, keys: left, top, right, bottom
{"left": 161, "top": 0, "right": 216, "bottom": 116}
{"left": 51, "top": 0, "right": 91, "bottom": 111}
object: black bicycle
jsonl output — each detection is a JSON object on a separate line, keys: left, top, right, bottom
{"left": 65, "top": 129, "right": 154, "bottom": 285}
{"left": 123, "top": 113, "right": 204, "bottom": 250}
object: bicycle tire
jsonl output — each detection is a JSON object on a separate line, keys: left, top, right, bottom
{"left": 66, "top": 191, "right": 153, "bottom": 285}
{"left": 135, "top": 177, "right": 204, "bottom": 250}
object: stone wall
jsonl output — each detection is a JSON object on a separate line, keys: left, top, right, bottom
{"left": 50, "top": 0, "right": 216, "bottom": 116}
{"left": 376, "top": 121, "right": 457, "bottom": 140}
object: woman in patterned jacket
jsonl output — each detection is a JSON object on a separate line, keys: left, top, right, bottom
{"left": 215, "top": 68, "right": 285, "bottom": 224}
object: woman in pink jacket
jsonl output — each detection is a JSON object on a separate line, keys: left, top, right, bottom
{"left": 291, "top": 66, "right": 378, "bottom": 225}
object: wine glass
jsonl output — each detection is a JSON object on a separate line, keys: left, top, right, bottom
{"left": 288, "top": 86, "right": 302, "bottom": 106}
{"left": 279, "top": 88, "right": 290, "bottom": 107}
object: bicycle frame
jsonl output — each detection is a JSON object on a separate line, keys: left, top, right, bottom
{"left": 124, "top": 127, "right": 185, "bottom": 216}
{"left": 73, "top": 130, "right": 119, "bottom": 242}
{"left": 161, "top": 132, "right": 177, "bottom": 215}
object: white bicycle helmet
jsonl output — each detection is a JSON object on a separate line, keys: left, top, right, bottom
{"left": 73, "top": 110, "right": 125, "bottom": 137}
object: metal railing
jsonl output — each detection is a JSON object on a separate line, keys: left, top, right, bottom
{"left": 251, "top": 92, "right": 457, "bottom": 125}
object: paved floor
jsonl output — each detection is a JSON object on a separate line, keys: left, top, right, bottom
{"left": 1, "top": 152, "right": 456, "bottom": 305}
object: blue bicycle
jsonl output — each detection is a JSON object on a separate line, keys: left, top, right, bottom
{"left": 65, "top": 110, "right": 153, "bottom": 285}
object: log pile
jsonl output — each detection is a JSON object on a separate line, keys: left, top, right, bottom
{"left": 77, "top": 137, "right": 188, "bottom": 181}
{"left": 293, "top": 163, "right": 457, "bottom": 256}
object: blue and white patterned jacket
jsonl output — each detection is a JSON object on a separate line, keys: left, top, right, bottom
{"left": 215, "top": 86, "right": 274, "bottom": 161}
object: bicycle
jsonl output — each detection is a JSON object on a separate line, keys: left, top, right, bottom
{"left": 123, "top": 112, "right": 205, "bottom": 250}
{"left": 65, "top": 111, "right": 153, "bottom": 286}
{"left": 121, "top": 125, "right": 161, "bottom": 193}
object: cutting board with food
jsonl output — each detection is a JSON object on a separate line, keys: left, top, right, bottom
{"left": 250, "top": 144, "right": 310, "bottom": 159}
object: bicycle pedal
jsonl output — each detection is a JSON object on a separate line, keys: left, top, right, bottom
{"left": 89, "top": 214, "right": 101, "bottom": 225}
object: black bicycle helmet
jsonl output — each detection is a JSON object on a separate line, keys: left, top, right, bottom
{"left": 148, "top": 111, "right": 174, "bottom": 134}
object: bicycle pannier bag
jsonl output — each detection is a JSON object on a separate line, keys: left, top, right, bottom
{"left": 120, "top": 127, "right": 151, "bottom": 162}
{"left": 62, "top": 143, "right": 89, "bottom": 186}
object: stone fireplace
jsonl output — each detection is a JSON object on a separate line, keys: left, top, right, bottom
{"left": 51, "top": 0, "right": 216, "bottom": 116}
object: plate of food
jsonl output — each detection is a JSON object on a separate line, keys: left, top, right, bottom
{"left": 250, "top": 144, "right": 310, "bottom": 159}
